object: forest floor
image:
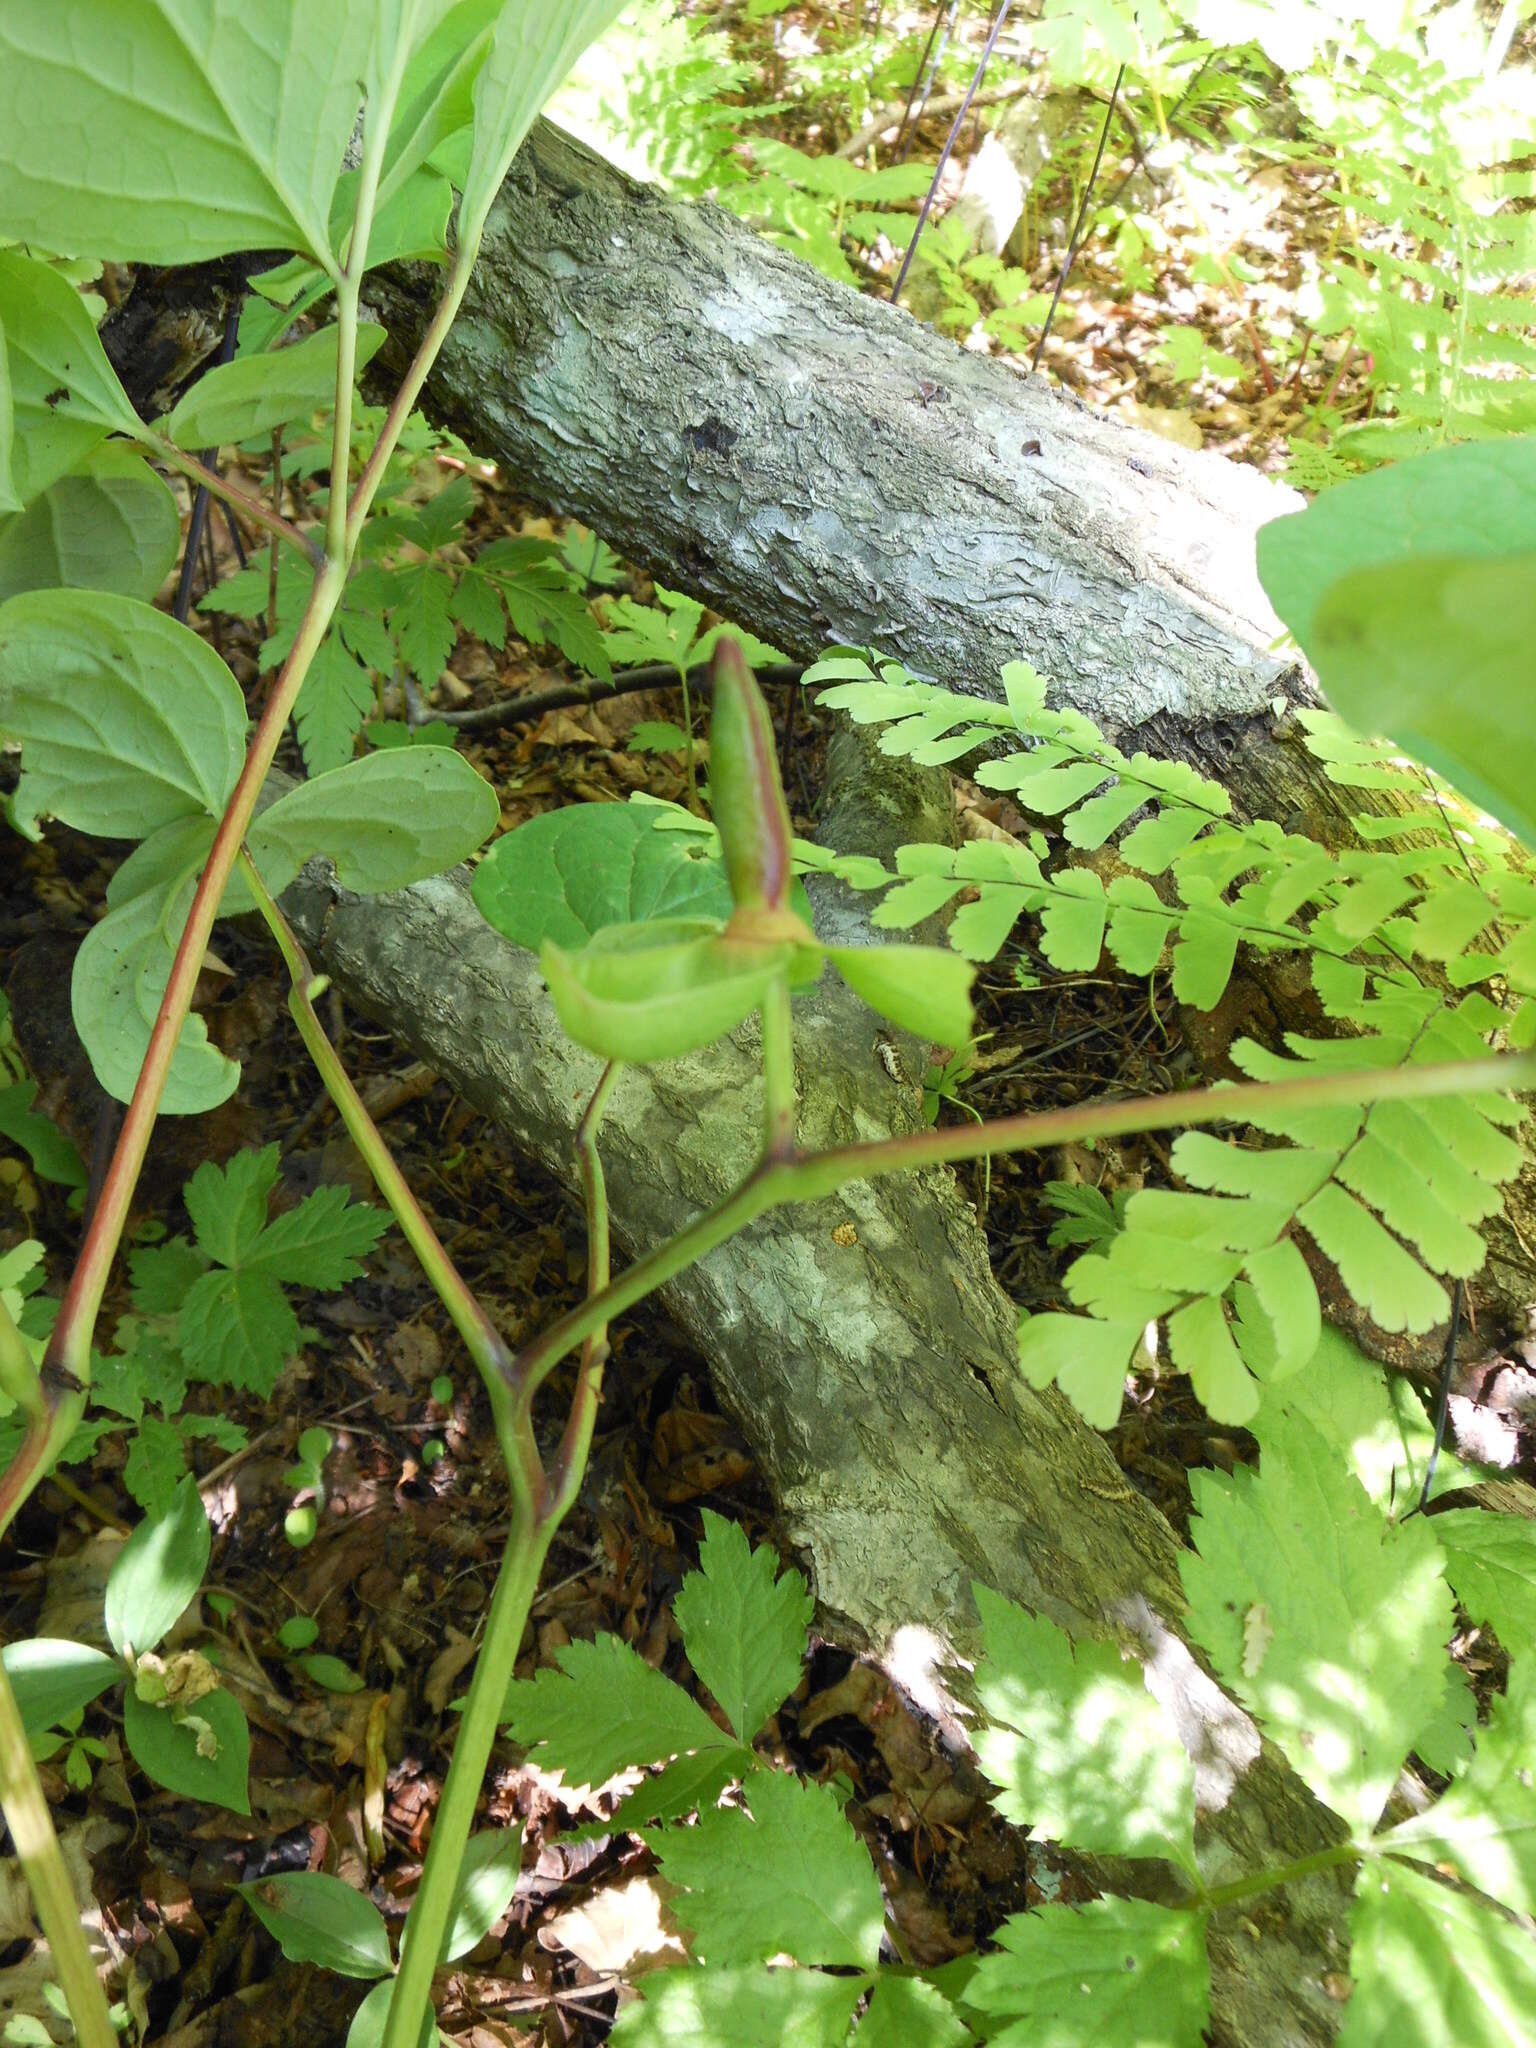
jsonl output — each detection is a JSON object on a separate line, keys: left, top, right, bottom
{"left": 0, "top": 6, "right": 1405, "bottom": 2042}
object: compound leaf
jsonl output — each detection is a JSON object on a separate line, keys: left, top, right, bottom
{"left": 673, "top": 1510, "right": 812, "bottom": 1745}
{"left": 966, "top": 1898, "right": 1210, "bottom": 2047}
{"left": 501, "top": 1633, "right": 731, "bottom": 1784}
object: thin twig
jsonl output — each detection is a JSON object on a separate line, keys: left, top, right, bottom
{"left": 431, "top": 660, "right": 806, "bottom": 733}
{"left": 892, "top": 1, "right": 1014, "bottom": 306}
{"left": 1031, "top": 64, "right": 1126, "bottom": 375}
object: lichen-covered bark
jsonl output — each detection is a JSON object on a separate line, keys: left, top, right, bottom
{"left": 363, "top": 122, "right": 1303, "bottom": 734}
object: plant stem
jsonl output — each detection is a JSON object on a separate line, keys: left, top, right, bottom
{"left": 381, "top": 1502, "right": 556, "bottom": 2048}
{"left": 760, "top": 979, "right": 797, "bottom": 1160}
{"left": 0, "top": 1656, "right": 117, "bottom": 2048}
{"left": 145, "top": 438, "right": 319, "bottom": 564}
{"left": 548, "top": 1064, "right": 618, "bottom": 1514}
{"left": 503, "top": 1047, "right": 1536, "bottom": 1401}
{"left": 1193, "top": 1839, "right": 1361, "bottom": 1912}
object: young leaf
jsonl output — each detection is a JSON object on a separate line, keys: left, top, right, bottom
{"left": 123, "top": 1685, "right": 250, "bottom": 1815}
{"left": 1383, "top": 1658, "right": 1536, "bottom": 1917}
{"left": 0, "top": 590, "right": 246, "bottom": 837}
{"left": 0, "top": 446, "right": 179, "bottom": 603}
{"left": 184, "top": 1145, "right": 283, "bottom": 1269}
{"left": 1181, "top": 1425, "right": 1455, "bottom": 1835}
{"left": 657, "top": 1771, "right": 885, "bottom": 1968}
{"left": 965, "top": 1899, "right": 1210, "bottom": 2046}
{"left": 1338, "top": 1859, "right": 1536, "bottom": 2048}
{"left": 501, "top": 1633, "right": 732, "bottom": 1783}
{"left": 293, "top": 635, "right": 377, "bottom": 775}
{"left": 123, "top": 1417, "right": 191, "bottom": 1519}
{"left": 0, "top": 2, "right": 378, "bottom": 268}
{"left": 105, "top": 1477, "right": 211, "bottom": 1660}
{"left": 1016, "top": 1314, "right": 1145, "bottom": 1430}
{"left": 673, "top": 1511, "right": 812, "bottom": 1745}
{"left": 473, "top": 804, "right": 733, "bottom": 950}
{"left": 238, "top": 1870, "right": 393, "bottom": 1979}
{"left": 247, "top": 749, "right": 499, "bottom": 894}
{"left": 164, "top": 324, "right": 387, "bottom": 448}
{"left": 825, "top": 943, "right": 974, "bottom": 1048}
{"left": 609, "top": 1964, "right": 863, "bottom": 2048}
{"left": 971, "top": 1586, "right": 1198, "bottom": 1881}
{"left": 0, "top": 252, "right": 144, "bottom": 503}
{"left": 0, "top": 1080, "right": 87, "bottom": 1192}
{"left": 542, "top": 922, "right": 802, "bottom": 1066}
{"left": 1, "top": 1639, "right": 119, "bottom": 1741}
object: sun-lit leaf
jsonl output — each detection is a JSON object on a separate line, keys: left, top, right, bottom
{"left": 673, "top": 1510, "right": 812, "bottom": 1745}
{"left": 105, "top": 1476, "right": 210, "bottom": 1659}
{"left": 609, "top": 1964, "right": 862, "bottom": 2048}
{"left": 502, "top": 1633, "right": 734, "bottom": 1784}
{"left": 965, "top": 1898, "right": 1210, "bottom": 2046}
{"left": 1338, "top": 1859, "right": 1536, "bottom": 2048}
{"left": 2, "top": 1639, "right": 120, "bottom": 1740}
{"left": 825, "top": 942, "right": 974, "bottom": 1048}
{"left": 237, "top": 1871, "right": 392, "bottom": 1979}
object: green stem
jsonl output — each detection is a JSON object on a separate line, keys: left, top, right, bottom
{"left": 237, "top": 854, "right": 528, "bottom": 1487}
{"left": 381, "top": 1503, "right": 556, "bottom": 2048}
{"left": 143, "top": 438, "right": 318, "bottom": 563}
{"left": 503, "top": 1047, "right": 1536, "bottom": 1402}
{"left": 760, "top": 978, "right": 797, "bottom": 1160}
{"left": 547, "top": 1064, "right": 618, "bottom": 1514}
{"left": 1193, "top": 1839, "right": 1361, "bottom": 1912}
{"left": 0, "top": 1656, "right": 117, "bottom": 2048}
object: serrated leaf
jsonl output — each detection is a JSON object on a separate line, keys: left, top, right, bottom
{"left": 825, "top": 942, "right": 974, "bottom": 1047}
{"left": 658, "top": 1771, "right": 884, "bottom": 1967}
{"left": 1181, "top": 1425, "right": 1454, "bottom": 1834}
{"left": 129, "top": 1237, "right": 209, "bottom": 1315}
{"left": 502, "top": 1633, "right": 731, "bottom": 1783}
{"left": 249, "top": 748, "right": 497, "bottom": 895}
{"left": 607, "top": 1748, "right": 750, "bottom": 1832}
{"left": 0, "top": 253, "right": 144, "bottom": 504}
{"left": 2, "top": 1639, "right": 119, "bottom": 1740}
{"left": 123, "top": 1418, "right": 190, "bottom": 1519}
{"left": 450, "top": 567, "right": 506, "bottom": 647}
{"left": 165, "top": 324, "right": 386, "bottom": 448}
{"left": 1433, "top": 1510, "right": 1536, "bottom": 1648}
{"left": 394, "top": 562, "right": 458, "bottom": 687}
{"left": 72, "top": 880, "right": 241, "bottom": 1115}
{"left": 610, "top": 1964, "right": 862, "bottom": 2048}
{"left": 855, "top": 1976, "right": 971, "bottom": 2048}
{"left": 0, "top": 446, "right": 179, "bottom": 602}
{"left": 179, "top": 1268, "right": 301, "bottom": 1395}
{"left": 245, "top": 1183, "right": 388, "bottom": 1289}
{"left": 673, "top": 1511, "right": 812, "bottom": 1744}
{"left": 1385, "top": 1658, "right": 1536, "bottom": 1915}
{"left": 965, "top": 1898, "right": 1210, "bottom": 2046}
{"left": 472, "top": 802, "right": 734, "bottom": 951}
{"left": 1016, "top": 1313, "right": 1144, "bottom": 1429}
{"left": 971, "top": 1587, "right": 1198, "bottom": 1879}
{"left": 123, "top": 1684, "right": 250, "bottom": 1814}
{"left": 185, "top": 1146, "right": 283, "bottom": 1268}
{"left": 0, "top": 3, "right": 379, "bottom": 267}
{"left": 0, "top": 589, "right": 245, "bottom": 836}
{"left": 105, "top": 1476, "right": 210, "bottom": 1659}
{"left": 238, "top": 1871, "right": 392, "bottom": 1979}
{"left": 294, "top": 633, "right": 376, "bottom": 774}
{"left": 1338, "top": 1859, "right": 1536, "bottom": 2048}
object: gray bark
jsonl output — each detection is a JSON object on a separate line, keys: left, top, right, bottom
{"left": 363, "top": 122, "right": 1302, "bottom": 735}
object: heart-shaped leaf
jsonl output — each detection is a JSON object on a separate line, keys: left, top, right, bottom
{"left": 0, "top": 446, "right": 180, "bottom": 602}
{"left": 249, "top": 748, "right": 499, "bottom": 895}
{"left": 471, "top": 800, "right": 734, "bottom": 951}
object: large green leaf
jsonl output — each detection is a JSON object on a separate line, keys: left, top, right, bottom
{"left": 2, "top": 1639, "right": 120, "bottom": 1739}
{"left": 1338, "top": 1859, "right": 1536, "bottom": 2048}
{"left": 542, "top": 920, "right": 799, "bottom": 1066}
{"left": 502, "top": 1633, "right": 731, "bottom": 1783}
{"left": 0, "top": 252, "right": 144, "bottom": 505}
{"left": 0, "top": 589, "right": 246, "bottom": 837}
{"left": 458, "top": 3, "right": 629, "bottom": 244}
{"left": 0, "top": 2, "right": 381, "bottom": 268}
{"left": 0, "top": 445, "right": 179, "bottom": 601}
{"left": 0, "top": 315, "right": 19, "bottom": 514}
{"left": 73, "top": 879, "right": 242, "bottom": 1114}
{"left": 164, "top": 323, "right": 387, "bottom": 449}
{"left": 472, "top": 801, "right": 734, "bottom": 951}
{"left": 248, "top": 749, "right": 498, "bottom": 895}
{"left": 238, "top": 1871, "right": 393, "bottom": 1979}
{"left": 609, "top": 1966, "right": 863, "bottom": 2048}
{"left": 105, "top": 1476, "right": 210, "bottom": 1658}
{"left": 123, "top": 1684, "right": 250, "bottom": 1814}
{"left": 376, "top": 1, "right": 499, "bottom": 210}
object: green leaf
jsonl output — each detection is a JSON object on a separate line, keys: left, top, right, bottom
{"left": 658, "top": 1771, "right": 884, "bottom": 1968}
{"left": 0, "top": 2, "right": 380, "bottom": 268}
{"left": 474, "top": 802, "right": 735, "bottom": 951}
{"left": 853, "top": 1976, "right": 971, "bottom": 2048}
{"left": 0, "top": 252, "right": 143, "bottom": 504}
{"left": 1384, "top": 1659, "right": 1536, "bottom": 1917}
{"left": 459, "top": 3, "right": 630, "bottom": 242}
{"left": 1170, "top": 903, "right": 1240, "bottom": 1010}
{"left": 1180, "top": 1425, "right": 1455, "bottom": 1835}
{"left": 243, "top": 1182, "right": 388, "bottom": 1289}
{"left": 345, "top": 1977, "right": 438, "bottom": 2048}
{"left": 542, "top": 921, "right": 800, "bottom": 1066}
{"left": 1433, "top": 1509, "right": 1536, "bottom": 1648}
{"left": 249, "top": 748, "right": 498, "bottom": 895}
{"left": 185, "top": 1145, "right": 283, "bottom": 1267}
{"left": 164, "top": 324, "right": 386, "bottom": 448}
{"left": 501, "top": 1633, "right": 731, "bottom": 1782}
{"left": 1038, "top": 870, "right": 1107, "bottom": 972}
{"left": 123, "top": 1684, "right": 250, "bottom": 1815}
{"left": 1166, "top": 1294, "right": 1258, "bottom": 1426}
{"left": 628, "top": 720, "right": 690, "bottom": 755}
{"left": 0, "top": 589, "right": 245, "bottom": 837}
{"left": 293, "top": 634, "right": 376, "bottom": 774}
{"left": 825, "top": 943, "right": 974, "bottom": 1047}
{"left": 0, "top": 314, "right": 18, "bottom": 514}
{"left": 238, "top": 1871, "right": 392, "bottom": 1979}
{"left": 294, "top": 1652, "right": 366, "bottom": 1693}
{"left": 1240, "top": 1238, "right": 1321, "bottom": 1379}
{"left": 104, "top": 1477, "right": 211, "bottom": 1659}
{"left": 1296, "top": 1183, "right": 1450, "bottom": 1335}
{"left": 436, "top": 1826, "right": 524, "bottom": 1962}
{"left": 178, "top": 1268, "right": 301, "bottom": 1396}
{"left": 673, "top": 1510, "right": 812, "bottom": 1745}
{"left": 971, "top": 1587, "right": 1198, "bottom": 1880}
{"left": 0, "top": 1081, "right": 87, "bottom": 1190}
{"left": 1338, "top": 1859, "right": 1536, "bottom": 2048}
{"left": 123, "top": 1417, "right": 190, "bottom": 1519}
{"left": 0, "top": 446, "right": 179, "bottom": 602}
{"left": 610, "top": 1965, "right": 863, "bottom": 2048}
{"left": 966, "top": 1898, "right": 1210, "bottom": 2045}
{"left": 2, "top": 1639, "right": 119, "bottom": 1739}
{"left": 606, "top": 1747, "right": 754, "bottom": 1833}
{"left": 130, "top": 1237, "right": 208, "bottom": 1315}
{"left": 1016, "top": 1314, "right": 1144, "bottom": 1430}
{"left": 72, "top": 879, "right": 241, "bottom": 1115}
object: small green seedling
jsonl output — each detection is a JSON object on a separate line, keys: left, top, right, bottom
{"left": 283, "top": 1426, "right": 332, "bottom": 1549}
